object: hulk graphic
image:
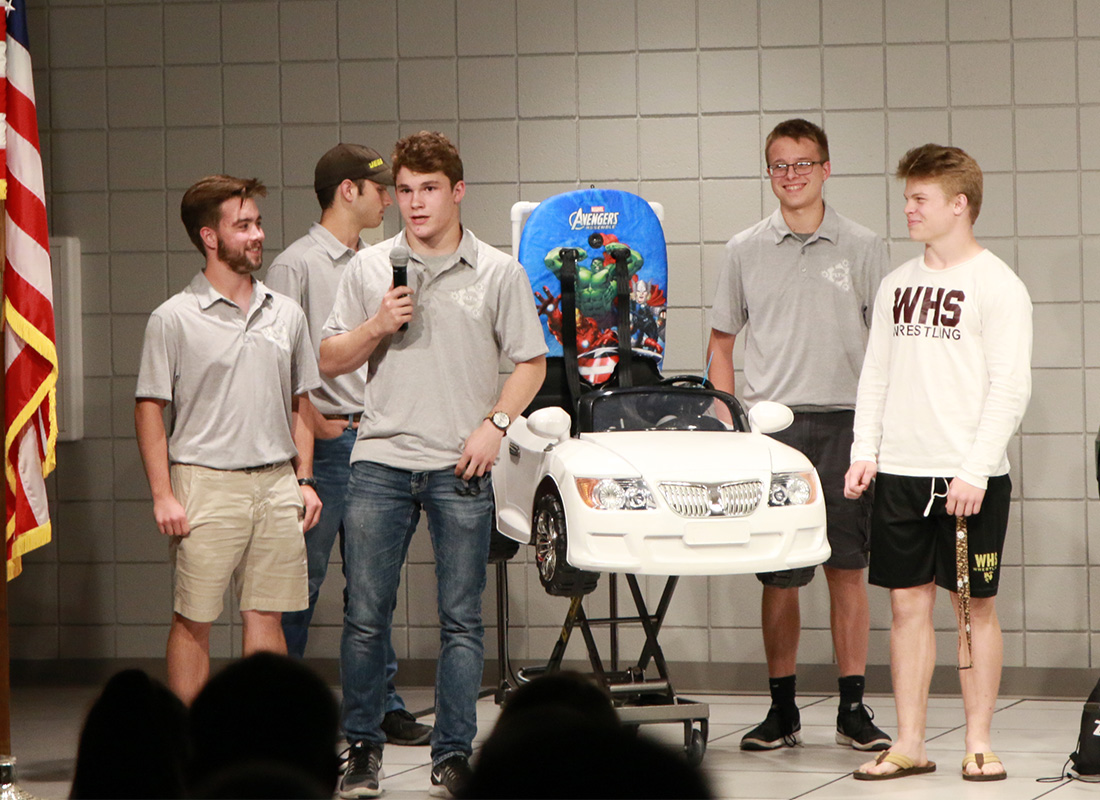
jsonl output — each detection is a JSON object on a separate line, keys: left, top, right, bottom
{"left": 543, "top": 238, "right": 644, "bottom": 328}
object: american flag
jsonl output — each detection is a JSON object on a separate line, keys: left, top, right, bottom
{"left": 2, "top": 0, "right": 55, "bottom": 581}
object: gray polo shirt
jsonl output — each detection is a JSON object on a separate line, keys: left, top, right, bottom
{"left": 266, "top": 223, "right": 369, "bottom": 417}
{"left": 710, "top": 204, "right": 887, "bottom": 410}
{"left": 323, "top": 229, "right": 548, "bottom": 471}
{"left": 136, "top": 271, "right": 321, "bottom": 470}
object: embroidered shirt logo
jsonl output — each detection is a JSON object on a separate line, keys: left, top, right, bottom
{"left": 258, "top": 319, "right": 290, "bottom": 350}
{"left": 821, "top": 260, "right": 851, "bottom": 291}
{"left": 451, "top": 281, "right": 487, "bottom": 319}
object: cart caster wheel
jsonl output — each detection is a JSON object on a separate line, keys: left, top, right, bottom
{"left": 494, "top": 681, "right": 515, "bottom": 706}
{"left": 488, "top": 529, "right": 520, "bottom": 563}
{"left": 686, "top": 727, "right": 706, "bottom": 766}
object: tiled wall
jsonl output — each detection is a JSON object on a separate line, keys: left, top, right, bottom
{"left": 12, "top": 0, "right": 1100, "bottom": 679}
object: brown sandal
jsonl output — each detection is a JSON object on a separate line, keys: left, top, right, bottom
{"left": 962, "top": 752, "right": 1007, "bottom": 781}
{"left": 853, "top": 751, "right": 937, "bottom": 781}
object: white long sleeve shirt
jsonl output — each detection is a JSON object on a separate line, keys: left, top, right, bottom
{"left": 850, "top": 249, "right": 1032, "bottom": 489}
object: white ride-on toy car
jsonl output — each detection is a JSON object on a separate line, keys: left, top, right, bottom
{"left": 495, "top": 383, "right": 829, "bottom": 596}
{"left": 490, "top": 189, "right": 829, "bottom": 764}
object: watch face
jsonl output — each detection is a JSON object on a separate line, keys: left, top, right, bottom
{"left": 491, "top": 411, "right": 510, "bottom": 430}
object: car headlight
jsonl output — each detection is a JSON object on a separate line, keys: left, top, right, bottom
{"left": 769, "top": 472, "right": 816, "bottom": 506}
{"left": 575, "top": 478, "right": 656, "bottom": 510}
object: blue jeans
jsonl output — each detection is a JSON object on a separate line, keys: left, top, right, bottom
{"left": 341, "top": 461, "right": 492, "bottom": 764}
{"left": 282, "top": 428, "right": 404, "bottom": 713}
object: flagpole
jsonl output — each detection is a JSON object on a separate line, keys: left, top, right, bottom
{"left": 1, "top": 196, "right": 10, "bottom": 756}
{"left": 1, "top": 1, "right": 54, "bottom": 781}
{"left": 0, "top": 0, "right": 11, "bottom": 762}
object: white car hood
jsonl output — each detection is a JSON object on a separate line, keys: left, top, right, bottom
{"left": 576, "top": 430, "right": 803, "bottom": 482}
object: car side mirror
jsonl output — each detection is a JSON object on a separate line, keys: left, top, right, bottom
{"left": 748, "top": 401, "right": 794, "bottom": 434}
{"left": 527, "top": 406, "right": 572, "bottom": 442}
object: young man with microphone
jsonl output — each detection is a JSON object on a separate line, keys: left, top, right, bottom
{"left": 320, "top": 131, "right": 547, "bottom": 798}
{"left": 265, "top": 144, "right": 432, "bottom": 747}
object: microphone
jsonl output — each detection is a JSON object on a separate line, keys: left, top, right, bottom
{"left": 390, "top": 245, "right": 410, "bottom": 331}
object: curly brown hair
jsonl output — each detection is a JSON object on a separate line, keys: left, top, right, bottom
{"left": 392, "top": 131, "right": 463, "bottom": 188}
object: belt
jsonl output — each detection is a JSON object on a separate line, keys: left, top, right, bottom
{"left": 228, "top": 461, "right": 287, "bottom": 473}
{"left": 323, "top": 412, "right": 363, "bottom": 424}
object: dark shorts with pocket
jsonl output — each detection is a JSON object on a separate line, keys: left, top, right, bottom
{"left": 756, "top": 410, "right": 872, "bottom": 588}
{"left": 868, "top": 472, "right": 1011, "bottom": 598}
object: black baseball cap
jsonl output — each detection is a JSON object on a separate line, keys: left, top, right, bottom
{"left": 314, "top": 143, "right": 394, "bottom": 191}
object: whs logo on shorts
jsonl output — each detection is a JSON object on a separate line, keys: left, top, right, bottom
{"left": 972, "top": 552, "right": 998, "bottom": 583}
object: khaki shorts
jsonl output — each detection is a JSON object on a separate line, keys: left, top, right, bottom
{"left": 169, "top": 462, "right": 308, "bottom": 623}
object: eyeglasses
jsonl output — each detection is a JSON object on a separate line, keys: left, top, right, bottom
{"left": 766, "top": 161, "right": 825, "bottom": 177}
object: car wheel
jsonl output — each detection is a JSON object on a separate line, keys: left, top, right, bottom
{"left": 533, "top": 491, "right": 599, "bottom": 597}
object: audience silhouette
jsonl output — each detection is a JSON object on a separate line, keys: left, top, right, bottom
{"left": 462, "top": 672, "right": 713, "bottom": 799}
{"left": 187, "top": 652, "right": 340, "bottom": 797}
{"left": 69, "top": 660, "right": 711, "bottom": 798}
{"left": 69, "top": 668, "right": 188, "bottom": 799}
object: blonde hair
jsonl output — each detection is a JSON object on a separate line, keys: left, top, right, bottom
{"left": 896, "top": 144, "right": 983, "bottom": 223}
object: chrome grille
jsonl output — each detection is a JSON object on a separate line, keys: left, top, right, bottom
{"left": 659, "top": 480, "right": 763, "bottom": 518}
{"left": 659, "top": 483, "right": 710, "bottom": 517}
{"left": 717, "top": 481, "right": 763, "bottom": 516}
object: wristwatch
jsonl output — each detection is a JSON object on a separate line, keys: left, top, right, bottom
{"left": 298, "top": 477, "right": 318, "bottom": 489}
{"left": 486, "top": 410, "right": 511, "bottom": 432}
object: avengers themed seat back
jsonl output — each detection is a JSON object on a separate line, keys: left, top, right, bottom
{"left": 514, "top": 189, "right": 670, "bottom": 417}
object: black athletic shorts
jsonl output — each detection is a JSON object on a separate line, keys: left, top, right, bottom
{"left": 868, "top": 473, "right": 1011, "bottom": 598}
{"left": 756, "top": 410, "right": 872, "bottom": 587}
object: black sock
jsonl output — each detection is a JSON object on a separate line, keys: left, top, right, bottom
{"left": 838, "top": 674, "right": 865, "bottom": 712}
{"left": 768, "top": 675, "right": 797, "bottom": 714}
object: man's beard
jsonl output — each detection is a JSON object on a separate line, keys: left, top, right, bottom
{"left": 217, "top": 236, "right": 262, "bottom": 274}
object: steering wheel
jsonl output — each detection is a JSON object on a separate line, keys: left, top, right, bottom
{"left": 654, "top": 414, "right": 727, "bottom": 431}
{"left": 658, "top": 374, "right": 713, "bottom": 389}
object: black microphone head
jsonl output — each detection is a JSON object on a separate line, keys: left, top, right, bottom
{"left": 389, "top": 245, "right": 410, "bottom": 268}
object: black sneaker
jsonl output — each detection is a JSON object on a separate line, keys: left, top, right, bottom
{"left": 429, "top": 754, "right": 472, "bottom": 798}
{"left": 836, "top": 703, "right": 892, "bottom": 751}
{"left": 339, "top": 741, "right": 383, "bottom": 798}
{"left": 740, "top": 706, "right": 802, "bottom": 750}
{"left": 381, "top": 708, "right": 433, "bottom": 746}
